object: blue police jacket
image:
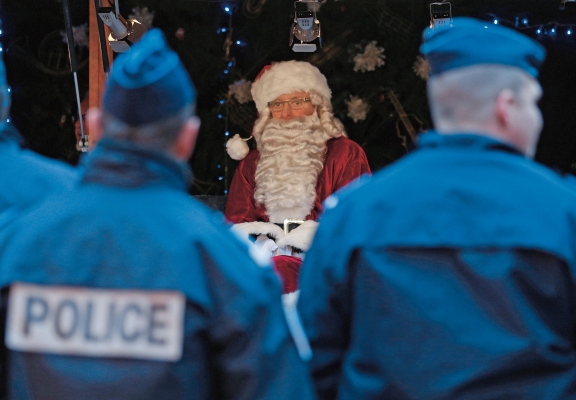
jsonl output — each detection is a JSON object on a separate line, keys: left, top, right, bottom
{"left": 0, "top": 124, "right": 76, "bottom": 229}
{"left": 0, "top": 138, "right": 315, "bottom": 400}
{"left": 299, "top": 131, "right": 576, "bottom": 399}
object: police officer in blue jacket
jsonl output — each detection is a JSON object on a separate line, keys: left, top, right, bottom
{"left": 0, "top": 29, "right": 314, "bottom": 400}
{"left": 299, "top": 17, "right": 576, "bottom": 399}
{"left": 0, "top": 47, "right": 76, "bottom": 229}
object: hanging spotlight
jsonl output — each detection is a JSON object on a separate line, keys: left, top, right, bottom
{"left": 97, "top": 1, "right": 147, "bottom": 52}
{"left": 560, "top": 0, "right": 576, "bottom": 10}
{"left": 289, "top": 0, "right": 322, "bottom": 53}
{"left": 429, "top": 2, "right": 452, "bottom": 31}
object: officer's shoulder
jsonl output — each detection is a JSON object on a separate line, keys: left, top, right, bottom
{"left": 17, "top": 148, "right": 78, "bottom": 185}
{"left": 322, "top": 173, "right": 374, "bottom": 215}
{"left": 173, "top": 194, "right": 238, "bottom": 238}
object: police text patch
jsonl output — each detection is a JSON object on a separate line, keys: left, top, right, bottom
{"left": 5, "top": 283, "right": 185, "bottom": 362}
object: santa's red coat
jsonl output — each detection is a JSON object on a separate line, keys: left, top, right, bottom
{"left": 225, "top": 136, "right": 371, "bottom": 293}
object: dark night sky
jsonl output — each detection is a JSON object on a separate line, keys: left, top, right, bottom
{"left": 1, "top": 0, "right": 576, "bottom": 191}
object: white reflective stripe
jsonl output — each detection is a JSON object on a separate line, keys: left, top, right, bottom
{"left": 6, "top": 283, "right": 185, "bottom": 362}
{"left": 282, "top": 291, "right": 312, "bottom": 362}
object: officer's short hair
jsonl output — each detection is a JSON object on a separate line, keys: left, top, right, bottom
{"left": 100, "top": 105, "right": 193, "bottom": 151}
{"left": 427, "top": 65, "right": 535, "bottom": 126}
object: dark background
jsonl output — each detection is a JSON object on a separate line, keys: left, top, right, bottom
{"left": 1, "top": 0, "right": 575, "bottom": 194}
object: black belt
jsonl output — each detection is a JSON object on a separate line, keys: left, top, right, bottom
{"left": 274, "top": 219, "right": 305, "bottom": 234}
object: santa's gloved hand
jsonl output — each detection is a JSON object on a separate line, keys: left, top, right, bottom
{"left": 254, "top": 234, "right": 278, "bottom": 258}
{"left": 230, "top": 221, "right": 285, "bottom": 243}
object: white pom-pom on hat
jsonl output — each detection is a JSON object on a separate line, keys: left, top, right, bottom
{"left": 251, "top": 61, "right": 331, "bottom": 114}
{"left": 226, "top": 134, "right": 251, "bottom": 160}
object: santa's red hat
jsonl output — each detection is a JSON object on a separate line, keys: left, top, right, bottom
{"left": 251, "top": 60, "right": 331, "bottom": 114}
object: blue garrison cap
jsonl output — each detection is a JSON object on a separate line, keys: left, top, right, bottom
{"left": 420, "top": 17, "right": 546, "bottom": 78}
{"left": 103, "top": 29, "right": 195, "bottom": 126}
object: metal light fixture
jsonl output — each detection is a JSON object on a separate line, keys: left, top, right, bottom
{"left": 560, "top": 0, "right": 576, "bottom": 10}
{"left": 430, "top": 2, "right": 452, "bottom": 31}
{"left": 289, "top": 0, "right": 322, "bottom": 53}
{"left": 97, "top": 1, "right": 147, "bottom": 53}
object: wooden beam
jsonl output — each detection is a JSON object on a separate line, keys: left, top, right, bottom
{"left": 88, "top": 0, "right": 112, "bottom": 147}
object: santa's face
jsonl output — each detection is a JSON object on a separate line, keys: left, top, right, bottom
{"left": 269, "top": 91, "right": 316, "bottom": 121}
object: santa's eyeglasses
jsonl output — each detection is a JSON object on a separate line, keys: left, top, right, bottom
{"left": 268, "top": 97, "right": 311, "bottom": 112}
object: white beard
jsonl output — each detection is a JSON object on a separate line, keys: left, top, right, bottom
{"left": 254, "top": 113, "right": 331, "bottom": 223}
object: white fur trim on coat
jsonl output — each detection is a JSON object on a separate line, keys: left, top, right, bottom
{"left": 230, "top": 221, "right": 286, "bottom": 243}
{"left": 275, "top": 220, "right": 319, "bottom": 252}
{"left": 251, "top": 61, "right": 331, "bottom": 114}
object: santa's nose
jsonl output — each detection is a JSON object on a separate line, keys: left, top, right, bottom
{"left": 279, "top": 103, "right": 293, "bottom": 120}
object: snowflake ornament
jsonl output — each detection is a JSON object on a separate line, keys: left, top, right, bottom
{"left": 413, "top": 56, "right": 430, "bottom": 80}
{"left": 353, "top": 41, "right": 386, "bottom": 73}
{"left": 346, "top": 95, "right": 370, "bottom": 123}
{"left": 60, "top": 23, "right": 89, "bottom": 48}
{"left": 129, "top": 7, "right": 155, "bottom": 29}
{"left": 228, "top": 79, "right": 253, "bottom": 104}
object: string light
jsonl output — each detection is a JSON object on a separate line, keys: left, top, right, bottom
{"left": 216, "top": 3, "right": 243, "bottom": 194}
{"left": 487, "top": 13, "right": 575, "bottom": 39}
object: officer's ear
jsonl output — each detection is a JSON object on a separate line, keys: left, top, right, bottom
{"left": 86, "top": 108, "right": 103, "bottom": 145}
{"left": 494, "top": 89, "right": 515, "bottom": 129}
{"left": 171, "top": 116, "right": 200, "bottom": 161}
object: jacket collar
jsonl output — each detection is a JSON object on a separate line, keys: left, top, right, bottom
{"left": 81, "top": 138, "right": 191, "bottom": 190}
{"left": 417, "top": 131, "right": 523, "bottom": 155}
{"left": 0, "top": 123, "right": 24, "bottom": 146}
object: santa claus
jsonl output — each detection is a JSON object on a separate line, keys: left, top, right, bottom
{"left": 225, "top": 60, "right": 371, "bottom": 293}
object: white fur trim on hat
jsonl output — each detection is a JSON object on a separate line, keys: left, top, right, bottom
{"left": 251, "top": 61, "right": 331, "bottom": 113}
